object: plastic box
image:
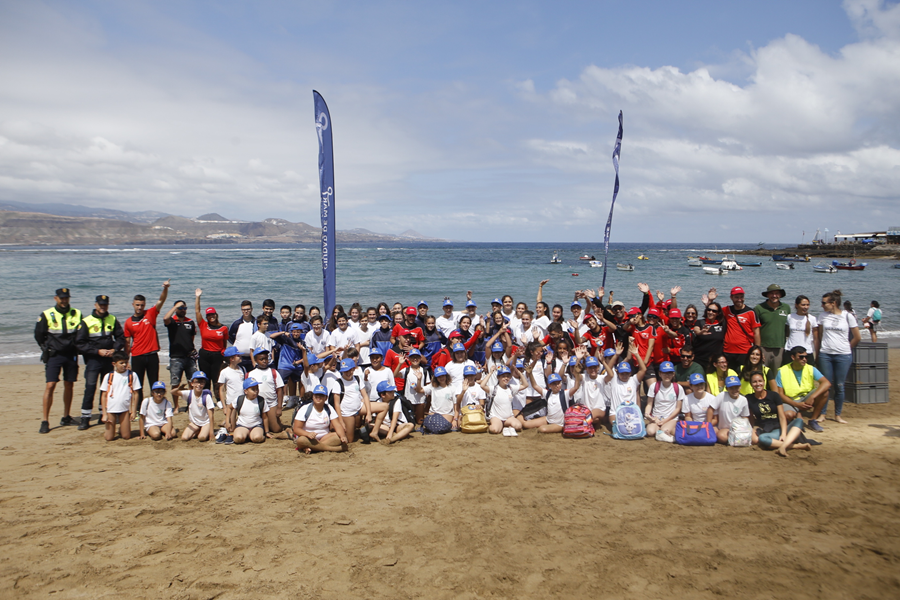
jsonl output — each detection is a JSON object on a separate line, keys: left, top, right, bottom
{"left": 850, "top": 364, "right": 889, "bottom": 385}
{"left": 845, "top": 383, "right": 889, "bottom": 404}
{"left": 852, "top": 342, "right": 889, "bottom": 365}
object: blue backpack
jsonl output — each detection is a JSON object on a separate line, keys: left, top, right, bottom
{"left": 612, "top": 396, "right": 646, "bottom": 440}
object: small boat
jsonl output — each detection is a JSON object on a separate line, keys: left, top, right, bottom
{"left": 701, "top": 258, "right": 723, "bottom": 265}
{"left": 616, "top": 263, "right": 634, "bottom": 272}
{"left": 895, "top": 264, "right": 900, "bottom": 269}
{"left": 703, "top": 267, "right": 727, "bottom": 276}
{"left": 814, "top": 262, "right": 837, "bottom": 273}
{"left": 578, "top": 255, "right": 596, "bottom": 261}
{"left": 720, "top": 259, "right": 743, "bottom": 271}
{"left": 571, "top": 273, "right": 579, "bottom": 277}
{"left": 637, "top": 255, "right": 650, "bottom": 260}
{"left": 737, "top": 261, "right": 762, "bottom": 267}
{"left": 832, "top": 259, "right": 867, "bottom": 271}
{"left": 775, "top": 263, "right": 794, "bottom": 270}
{"left": 550, "top": 251, "right": 562, "bottom": 264}
{"left": 589, "top": 260, "right": 603, "bottom": 268}
{"left": 772, "top": 254, "right": 810, "bottom": 262}
{"left": 688, "top": 258, "right": 703, "bottom": 267}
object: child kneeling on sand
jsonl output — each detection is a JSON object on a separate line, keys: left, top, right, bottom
{"left": 180, "top": 371, "right": 216, "bottom": 442}
{"left": 139, "top": 381, "right": 175, "bottom": 440}
{"left": 293, "top": 384, "right": 348, "bottom": 453}
{"left": 481, "top": 365, "right": 522, "bottom": 436}
{"left": 229, "top": 378, "right": 270, "bottom": 444}
{"left": 521, "top": 371, "right": 582, "bottom": 434}
{"left": 371, "top": 381, "right": 416, "bottom": 444}
{"left": 99, "top": 351, "right": 141, "bottom": 442}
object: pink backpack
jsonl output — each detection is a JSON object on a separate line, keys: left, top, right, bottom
{"left": 563, "top": 404, "right": 595, "bottom": 438}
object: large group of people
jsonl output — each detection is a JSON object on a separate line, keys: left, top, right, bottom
{"left": 35, "top": 279, "right": 874, "bottom": 457}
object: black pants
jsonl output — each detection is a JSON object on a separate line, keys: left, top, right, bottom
{"left": 724, "top": 352, "right": 747, "bottom": 373}
{"left": 131, "top": 352, "right": 159, "bottom": 396}
{"left": 82, "top": 356, "right": 113, "bottom": 413}
{"left": 198, "top": 349, "right": 224, "bottom": 400}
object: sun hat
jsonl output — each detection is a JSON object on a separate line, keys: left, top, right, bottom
{"left": 762, "top": 284, "right": 786, "bottom": 298}
{"left": 611, "top": 301, "right": 625, "bottom": 308}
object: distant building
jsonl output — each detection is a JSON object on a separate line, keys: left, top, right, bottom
{"left": 833, "top": 231, "right": 887, "bottom": 244}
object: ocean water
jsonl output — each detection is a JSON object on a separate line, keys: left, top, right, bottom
{"left": 2, "top": 242, "right": 896, "bottom": 364}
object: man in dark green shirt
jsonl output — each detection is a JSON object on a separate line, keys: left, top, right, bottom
{"left": 754, "top": 284, "right": 792, "bottom": 370}
{"left": 674, "top": 345, "right": 705, "bottom": 393}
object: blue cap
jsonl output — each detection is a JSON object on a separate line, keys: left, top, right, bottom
{"left": 253, "top": 347, "right": 269, "bottom": 356}
{"left": 288, "top": 322, "right": 303, "bottom": 331}
{"left": 433, "top": 366, "right": 448, "bottom": 378}
{"left": 466, "top": 299, "right": 477, "bottom": 307}
{"left": 223, "top": 346, "right": 240, "bottom": 357}
{"left": 585, "top": 356, "right": 600, "bottom": 367}
{"left": 689, "top": 373, "right": 706, "bottom": 386}
{"left": 191, "top": 370, "right": 208, "bottom": 381}
{"left": 571, "top": 301, "right": 582, "bottom": 308}
{"left": 451, "top": 342, "right": 465, "bottom": 353}
{"left": 368, "top": 347, "right": 384, "bottom": 357}
{"left": 243, "top": 378, "right": 260, "bottom": 390}
{"left": 307, "top": 353, "right": 323, "bottom": 365}
{"left": 497, "top": 365, "right": 511, "bottom": 375}
{"left": 339, "top": 358, "right": 356, "bottom": 372}
{"left": 491, "top": 341, "right": 504, "bottom": 352}
{"left": 491, "top": 298, "right": 502, "bottom": 305}
{"left": 151, "top": 381, "right": 167, "bottom": 391}
{"left": 377, "top": 313, "right": 393, "bottom": 322}
{"left": 568, "top": 357, "right": 577, "bottom": 366}
{"left": 515, "top": 359, "right": 525, "bottom": 369}
{"left": 603, "top": 348, "right": 616, "bottom": 358}
{"left": 312, "top": 384, "right": 328, "bottom": 396}
{"left": 417, "top": 300, "right": 428, "bottom": 307}
{"left": 725, "top": 375, "right": 741, "bottom": 388}
{"left": 443, "top": 299, "right": 454, "bottom": 307}
{"left": 376, "top": 381, "right": 397, "bottom": 394}
{"left": 547, "top": 373, "right": 563, "bottom": 384}
{"left": 659, "top": 361, "right": 675, "bottom": 373}
{"left": 616, "top": 362, "right": 632, "bottom": 374}
{"left": 408, "top": 348, "right": 422, "bottom": 357}
{"left": 463, "top": 365, "right": 478, "bottom": 376}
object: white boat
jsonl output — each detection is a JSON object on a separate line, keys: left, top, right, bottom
{"left": 775, "top": 263, "right": 794, "bottom": 270}
{"left": 589, "top": 260, "right": 603, "bottom": 268}
{"left": 720, "top": 259, "right": 743, "bottom": 271}
{"left": 703, "top": 266, "right": 727, "bottom": 276}
{"left": 688, "top": 258, "right": 703, "bottom": 267}
{"left": 616, "top": 263, "right": 634, "bottom": 272}
{"left": 550, "top": 251, "right": 562, "bottom": 264}
{"left": 813, "top": 262, "right": 837, "bottom": 273}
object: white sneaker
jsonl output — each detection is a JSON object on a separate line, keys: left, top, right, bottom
{"left": 508, "top": 428, "right": 519, "bottom": 437}
{"left": 502, "top": 427, "right": 513, "bottom": 437}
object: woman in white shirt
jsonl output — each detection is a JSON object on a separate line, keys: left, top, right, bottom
{"left": 293, "top": 384, "right": 348, "bottom": 453}
{"left": 785, "top": 295, "right": 819, "bottom": 357}
{"left": 812, "top": 289, "right": 860, "bottom": 428}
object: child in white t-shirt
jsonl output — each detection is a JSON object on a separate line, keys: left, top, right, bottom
{"left": 683, "top": 373, "right": 720, "bottom": 427}
{"left": 371, "top": 381, "right": 416, "bottom": 444}
{"left": 579, "top": 355, "right": 609, "bottom": 426}
{"left": 716, "top": 375, "right": 750, "bottom": 444}
{"left": 139, "top": 381, "right": 175, "bottom": 441}
{"left": 99, "top": 352, "right": 142, "bottom": 442}
{"left": 457, "top": 365, "right": 487, "bottom": 412}
{"left": 230, "top": 378, "right": 270, "bottom": 444}
{"left": 645, "top": 361, "right": 684, "bottom": 439}
{"left": 330, "top": 358, "right": 371, "bottom": 443}
{"left": 521, "top": 368, "right": 582, "bottom": 433}
{"left": 216, "top": 347, "right": 245, "bottom": 442}
{"left": 362, "top": 349, "right": 393, "bottom": 425}
{"left": 247, "top": 348, "right": 286, "bottom": 434}
{"left": 602, "top": 341, "right": 647, "bottom": 429}
{"left": 249, "top": 316, "right": 276, "bottom": 367}
{"left": 293, "top": 384, "right": 348, "bottom": 454}
{"left": 481, "top": 365, "right": 522, "bottom": 435}
{"left": 180, "top": 371, "right": 216, "bottom": 442}
{"left": 403, "top": 350, "right": 430, "bottom": 425}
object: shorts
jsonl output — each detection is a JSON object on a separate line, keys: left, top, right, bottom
{"left": 236, "top": 423, "right": 264, "bottom": 432}
{"left": 340, "top": 405, "right": 361, "bottom": 418}
{"left": 870, "top": 321, "right": 879, "bottom": 332}
{"left": 46, "top": 354, "right": 78, "bottom": 383}
{"left": 169, "top": 355, "right": 197, "bottom": 387}
{"left": 278, "top": 368, "right": 304, "bottom": 382}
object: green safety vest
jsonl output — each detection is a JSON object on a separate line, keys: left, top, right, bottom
{"left": 43, "top": 307, "right": 82, "bottom": 336}
{"left": 778, "top": 363, "right": 815, "bottom": 399}
{"left": 81, "top": 313, "right": 117, "bottom": 338}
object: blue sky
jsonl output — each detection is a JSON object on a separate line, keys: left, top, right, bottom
{"left": 0, "top": 1, "right": 897, "bottom": 242}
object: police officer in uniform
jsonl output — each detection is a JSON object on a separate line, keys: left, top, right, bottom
{"left": 75, "top": 294, "right": 125, "bottom": 430}
{"left": 35, "top": 288, "right": 82, "bottom": 433}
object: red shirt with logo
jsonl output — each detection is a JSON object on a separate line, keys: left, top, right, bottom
{"left": 721, "top": 306, "right": 761, "bottom": 354}
{"left": 124, "top": 306, "right": 160, "bottom": 356}
{"left": 199, "top": 319, "right": 229, "bottom": 353}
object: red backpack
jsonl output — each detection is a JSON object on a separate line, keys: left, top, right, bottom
{"left": 563, "top": 404, "right": 595, "bottom": 438}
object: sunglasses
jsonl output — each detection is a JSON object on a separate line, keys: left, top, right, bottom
{"left": 706, "top": 309, "right": 719, "bottom": 313}
{"left": 796, "top": 355, "right": 808, "bottom": 361}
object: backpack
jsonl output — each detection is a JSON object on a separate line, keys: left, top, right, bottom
{"left": 188, "top": 389, "right": 214, "bottom": 410}
{"left": 675, "top": 420, "right": 716, "bottom": 446}
{"left": 402, "top": 366, "right": 430, "bottom": 394}
{"left": 563, "top": 404, "right": 595, "bottom": 438}
{"left": 873, "top": 308, "right": 882, "bottom": 322}
{"left": 612, "top": 397, "right": 646, "bottom": 440}
{"left": 728, "top": 417, "right": 752, "bottom": 447}
{"left": 459, "top": 403, "right": 488, "bottom": 433}
{"left": 294, "top": 401, "right": 329, "bottom": 424}
{"left": 387, "top": 394, "right": 417, "bottom": 425}
{"left": 335, "top": 376, "right": 361, "bottom": 402}
{"left": 423, "top": 412, "right": 452, "bottom": 434}
{"left": 235, "top": 394, "right": 266, "bottom": 421}
{"left": 105, "top": 370, "right": 135, "bottom": 400}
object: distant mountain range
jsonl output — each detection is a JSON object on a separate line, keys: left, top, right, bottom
{"left": 0, "top": 201, "right": 440, "bottom": 245}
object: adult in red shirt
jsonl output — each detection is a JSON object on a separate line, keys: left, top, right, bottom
{"left": 576, "top": 313, "right": 615, "bottom": 357}
{"left": 392, "top": 307, "right": 425, "bottom": 348}
{"left": 430, "top": 329, "right": 481, "bottom": 371}
{"left": 123, "top": 279, "right": 170, "bottom": 395}
{"left": 661, "top": 308, "right": 693, "bottom": 360}
{"left": 195, "top": 288, "right": 229, "bottom": 400}
{"left": 707, "top": 286, "right": 761, "bottom": 372}
{"left": 626, "top": 307, "right": 657, "bottom": 387}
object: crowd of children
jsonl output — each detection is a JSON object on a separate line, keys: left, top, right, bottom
{"left": 41, "top": 280, "right": 871, "bottom": 457}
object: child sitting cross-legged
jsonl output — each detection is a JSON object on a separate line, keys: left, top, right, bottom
{"left": 139, "top": 381, "right": 175, "bottom": 441}
{"left": 293, "top": 384, "right": 348, "bottom": 454}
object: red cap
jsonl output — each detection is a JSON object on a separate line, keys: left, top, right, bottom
{"left": 668, "top": 308, "right": 683, "bottom": 318}
{"left": 647, "top": 308, "right": 661, "bottom": 318}
{"left": 404, "top": 307, "right": 417, "bottom": 316}
{"left": 398, "top": 328, "right": 411, "bottom": 337}
{"left": 661, "top": 299, "right": 672, "bottom": 308}
{"left": 205, "top": 307, "right": 217, "bottom": 315}
{"left": 731, "top": 286, "right": 745, "bottom": 296}
{"left": 628, "top": 307, "right": 642, "bottom": 316}
{"left": 448, "top": 330, "right": 463, "bottom": 338}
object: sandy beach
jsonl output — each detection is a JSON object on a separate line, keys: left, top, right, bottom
{"left": 1, "top": 355, "right": 899, "bottom": 599}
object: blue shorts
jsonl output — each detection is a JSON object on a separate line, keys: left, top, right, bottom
{"left": 46, "top": 354, "right": 78, "bottom": 382}
{"left": 278, "top": 368, "right": 304, "bottom": 381}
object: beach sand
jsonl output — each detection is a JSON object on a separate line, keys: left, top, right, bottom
{"left": 1, "top": 355, "right": 899, "bottom": 599}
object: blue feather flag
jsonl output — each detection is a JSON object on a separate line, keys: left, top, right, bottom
{"left": 601, "top": 111, "right": 623, "bottom": 289}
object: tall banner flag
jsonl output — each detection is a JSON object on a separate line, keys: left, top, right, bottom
{"left": 314, "top": 91, "right": 336, "bottom": 317}
{"left": 601, "top": 111, "right": 623, "bottom": 288}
